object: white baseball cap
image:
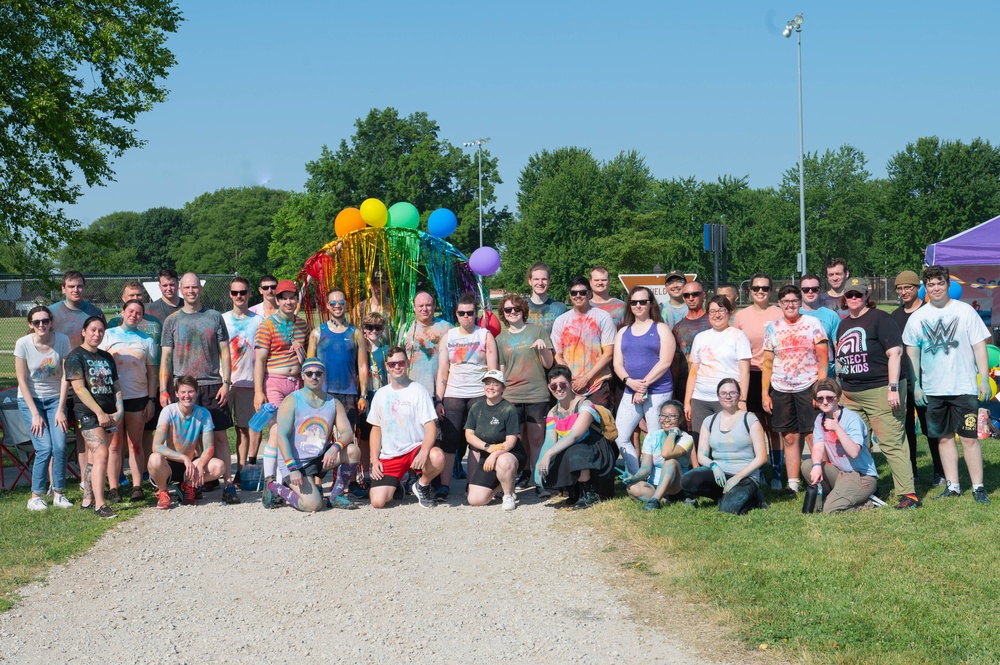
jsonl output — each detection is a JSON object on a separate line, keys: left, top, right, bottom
{"left": 482, "top": 369, "right": 506, "bottom": 386}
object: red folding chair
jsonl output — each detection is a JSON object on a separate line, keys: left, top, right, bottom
{"left": 0, "top": 389, "right": 34, "bottom": 490}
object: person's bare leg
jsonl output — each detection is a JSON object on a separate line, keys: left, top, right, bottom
{"left": 958, "top": 436, "right": 984, "bottom": 485}
{"left": 438, "top": 452, "right": 454, "bottom": 486}
{"left": 146, "top": 453, "right": 171, "bottom": 492}
{"left": 526, "top": 422, "right": 544, "bottom": 470}
{"left": 235, "top": 426, "right": 249, "bottom": 468}
{"left": 496, "top": 453, "right": 517, "bottom": 497}
{"left": 938, "top": 435, "right": 960, "bottom": 485}
{"left": 107, "top": 426, "right": 124, "bottom": 491}
{"left": 212, "top": 431, "right": 232, "bottom": 483}
{"left": 653, "top": 460, "right": 683, "bottom": 500}
{"left": 369, "top": 485, "right": 398, "bottom": 509}
{"left": 124, "top": 411, "right": 145, "bottom": 480}
{"left": 84, "top": 430, "right": 109, "bottom": 509}
{"left": 783, "top": 432, "right": 802, "bottom": 490}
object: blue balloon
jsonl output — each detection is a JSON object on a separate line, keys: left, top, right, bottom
{"left": 427, "top": 208, "right": 457, "bottom": 238}
{"left": 949, "top": 279, "right": 963, "bottom": 299}
{"left": 918, "top": 285, "right": 926, "bottom": 301}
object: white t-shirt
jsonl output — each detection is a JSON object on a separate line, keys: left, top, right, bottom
{"left": 99, "top": 327, "right": 159, "bottom": 400}
{"left": 222, "top": 311, "right": 263, "bottom": 387}
{"left": 689, "top": 327, "right": 752, "bottom": 402}
{"left": 641, "top": 428, "right": 694, "bottom": 485}
{"left": 367, "top": 381, "right": 437, "bottom": 458}
{"left": 902, "top": 299, "right": 991, "bottom": 396}
{"left": 14, "top": 333, "right": 71, "bottom": 401}
{"left": 442, "top": 326, "right": 489, "bottom": 399}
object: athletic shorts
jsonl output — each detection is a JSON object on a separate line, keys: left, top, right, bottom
{"left": 439, "top": 396, "right": 482, "bottom": 454}
{"left": 168, "top": 457, "right": 201, "bottom": 484}
{"left": 297, "top": 443, "right": 335, "bottom": 479}
{"left": 328, "top": 392, "right": 359, "bottom": 428}
{"left": 230, "top": 387, "right": 255, "bottom": 428}
{"left": 467, "top": 440, "right": 528, "bottom": 490}
{"left": 123, "top": 397, "right": 148, "bottom": 413}
{"left": 195, "top": 383, "right": 233, "bottom": 431}
{"left": 76, "top": 412, "right": 112, "bottom": 433}
{"left": 144, "top": 400, "right": 163, "bottom": 432}
{"left": 926, "top": 394, "right": 979, "bottom": 439}
{"left": 770, "top": 386, "right": 816, "bottom": 434}
{"left": 370, "top": 446, "right": 421, "bottom": 488}
{"left": 512, "top": 401, "right": 549, "bottom": 426}
{"left": 265, "top": 374, "right": 302, "bottom": 408}
{"left": 747, "top": 370, "right": 764, "bottom": 413}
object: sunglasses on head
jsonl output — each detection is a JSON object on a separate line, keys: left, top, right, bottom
{"left": 386, "top": 360, "right": 406, "bottom": 369}
{"left": 260, "top": 284, "right": 277, "bottom": 291}
{"left": 569, "top": 289, "right": 589, "bottom": 297}
{"left": 230, "top": 290, "right": 248, "bottom": 296}
{"left": 30, "top": 317, "right": 51, "bottom": 326}
{"left": 363, "top": 324, "right": 384, "bottom": 332}
{"left": 750, "top": 285, "right": 771, "bottom": 293}
{"left": 302, "top": 370, "right": 325, "bottom": 379}
{"left": 800, "top": 286, "right": 820, "bottom": 293}
{"left": 629, "top": 299, "right": 650, "bottom": 306}
{"left": 456, "top": 309, "right": 476, "bottom": 317}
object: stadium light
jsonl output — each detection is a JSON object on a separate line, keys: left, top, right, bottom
{"left": 463, "top": 138, "right": 491, "bottom": 248}
{"left": 784, "top": 14, "right": 807, "bottom": 275}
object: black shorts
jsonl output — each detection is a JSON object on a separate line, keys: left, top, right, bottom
{"left": 438, "top": 396, "right": 483, "bottom": 454}
{"left": 512, "top": 401, "right": 549, "bottom": 426}
{"left": 169, "top": 382, "right": 233, "bottom": 431}
{"left": 468, "top": 440, "right": 528, "bottom": 490}
{"left": 926, "top": 394, "right": 979, "bottom": 439}
{"left": 747, "top": 370, "right": 764, "bottom": 413}
{"left": 328, "top": 392, "right": 359, "bottom": 428}
{"left": 770, "top": 386, "right": 816, "bottom": 433}
{"left": 65, "top": 397, "right": 78, "bottom": 429}
{"left": 123, "top": 397, "right": 148, "bottom": 413}
{"left": 168, "top": 457, "right": 201, "bottom": 484}
{"left": 144, "top": 400, "right": 163, "bottom": 432}
{"left": 76, "top": 411, "right": 115, "bottom": 433}
{"left": 297, "top": 443, "right": 334, "bottom": 479}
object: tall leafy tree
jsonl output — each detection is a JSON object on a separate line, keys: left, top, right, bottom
{"left": 58, "top": 211, "right": 143, "bottom": 273}
{"left": 0, "top": 1, "right": 182, "bottom": 251}
{"left": 134, "top": 207, "right": 190, "bottom": 272}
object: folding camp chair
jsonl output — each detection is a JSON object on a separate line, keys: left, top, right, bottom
{"left": 0, "top": 387, "right": 34, "bottom": 490}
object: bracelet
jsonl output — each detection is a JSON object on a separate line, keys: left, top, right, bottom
{"left": 812, "top": 462, "right": 823, "bottom": 467}
{"left": 330, "top": 440, "right": 344, "bottom": 455}
{"left": 284, "top": 457, "right": 299, "bottom": 472}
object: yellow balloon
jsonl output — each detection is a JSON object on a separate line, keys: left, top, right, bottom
{"left": 360, "top": 198, "right": 388, "bottom": 228}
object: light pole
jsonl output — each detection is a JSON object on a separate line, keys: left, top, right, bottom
{"left": 463, "top": 137, "right": 491, "bottom": 248}
{"left": 784, "top": 13, "right": 806, "bottom": 275}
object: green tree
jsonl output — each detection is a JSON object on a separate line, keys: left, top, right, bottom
{"left": 172, "top": 187, "right": 289, "bottom": 285}
{"left": 58, "top": 211, "right": 144, "bottom": 273}
{"left": 0, "top": 1, "right": 182, "bottom": 250}
{"left": 134, "top": 207, "right": 190, "bottom": 272}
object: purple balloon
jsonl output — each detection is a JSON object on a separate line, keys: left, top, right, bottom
{"left": 468, "top": 246, "right": 501, "bottom": 277}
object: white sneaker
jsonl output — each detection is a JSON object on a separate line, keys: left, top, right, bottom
{"left": 502, "top": 493, "right": 517, "bottom": 511}
{"left": 27, "top": 497, "right": 47, "bottom": 511}
{"left": 53, "top": 493, "right": 73, "bottom": 509}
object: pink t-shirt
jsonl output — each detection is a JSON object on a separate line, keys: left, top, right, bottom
{"left": 733, "top": 305, "right": 782, "bottom": 370}
{"left": 762, "top": 316, "right": 828, "bottom": 392}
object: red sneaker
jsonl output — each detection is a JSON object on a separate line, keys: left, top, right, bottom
{"left": 180, "top": 482, "right": 197, "bottom": 505}
{"left": 156, "top": 490, "right": 171, "bottom": 510}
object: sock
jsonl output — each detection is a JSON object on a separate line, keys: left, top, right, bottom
{"left": 266, "top": 480, "right": 300, "bottom": 509}
{"left": 331, "top": 462, "right": 358, "bottom": 499}
{"left": 247, "top": 456, "right": 257, "bottom": 466}
{"left": 262, "top": 444, "right": 277, "bottom": 478}
{"left": 904, "top": 493, "right": 919, "bottom": 500}
{"left": 788, "top": 478, "right": 801, "bottom": 492}
{"left": 973, "top": 483, "right": 984, "bottom": 491}
{"left": 948, "top": 482, "right": 961, "bottom": 493}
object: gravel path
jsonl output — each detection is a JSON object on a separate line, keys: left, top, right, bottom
{"left": 0, "top": 487, "right": 720, "bottom": 664}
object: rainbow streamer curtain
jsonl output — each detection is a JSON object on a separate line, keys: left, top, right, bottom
{"left": 297, "top": 227, "right": 486, "bottom": 334}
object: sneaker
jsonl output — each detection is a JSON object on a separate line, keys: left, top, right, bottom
{"left": 130, "top": 487, "right": 144, "bottom": 502}
{"left": 53, "top": 493, "right": 73, "bottom": 509}
{"left": 933, "top": 487, "right": 961, "bottom": 499}
{"left": 502, "top": 493, "right": 517, "bottom": 511}
{"left": 515, "top": 470, "right": 533, "bottom": 490}
{"left": 535, "top": 486, "right": 553, "bottom": 499}
{"left": 221, "top": 483, "right": 240, "bottom": 505}
{"left": 434, "top": 485, "right": 450, "bottom": 504}
{"left": 194, "top": 486, "right": 204, "bottom": 500}
{"left": 106, "top": 488, "right": 122, "bottom": 504}
{"left": 782, "top": 487, "right": 800, "bottom": 498}
{"left": 973, "top": 487, "right": 991, "bottom": 504}
{"left": 94, "top": 504, "right": 118, "bottom": 519}
{"left": 931, "top": 474, "right": 947, "bottom": 487}
{"left": 893, "top": 495, "right": 922, "bottom": 510}
{"left": 179, "top": 482, "right": 197, "bottom": 505}
{"left": 261, "top": 477, "right": 280, "bottom": 509}
{"left": 156, "top": 490, "right": 171, "bottom": 510}
{"left": 770, "top": 478, "right": 782, "bottom": 492}
{"left": 412, "top": 481, "right": 436, "bottom": 508}
{"left": 573, "top": 488, "right": 600, "bottom": 510}
{"left": 643, "top": 498, "right": 660, "bottom": 511}
{"left": 203, "top": 479, "right": 220, "bottom": 492}
{"left": 348, "top": 482, "right": 369, "bottom": 500}
{"left": 27, "top": 497, "right": 47, "bottom": 511}
{"left": 328, "top": 495, "right": 359, "bottom": 510}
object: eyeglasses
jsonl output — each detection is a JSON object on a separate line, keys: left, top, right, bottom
{"left": 658, "top": 413, "right": 680, "bottom": 421}
{"left": 503, "top": 307, "right": 520, "bottom": 314}
{"left": 718, "top": 391, "right": 739, "bottom": 399}
{"left": 682, "top": 291, "right": 704, "bottom": 299}
{"left": 750, "top": 285, "right": 771, "bottom": 293}
{"left": 896, "top": 285, "right": 917, "bottom": 291}
{"left": 302, "top": 370, "right": 325, "bottom": 379}
{"left": 548, "top": 381, "right": 569, "bottom": 391}
{"left": 629, "top": 299, "right": 650, "bottom": 306}
{"left": 328, "top": 300, "right": 346, "bottom": 307}
{"left": 708, "top": 308, "right": 728, "bottom": 316}
{"left": 800, "top": 286, "right": 820, "bottom": 293}
{"left": 386, "top": 360, "right": 406, "bottom": 369}
{"left": 230, "top": 290, "right": 248, "bottom": 296}
{"left": 816, "top": 395, "right": 838, "bottom": 404}
{"left": 779, "top": 299, "right": 801, "bottom": 306}
{"left": 569, "top": 289, "right": 589, "bottom": 297}
{"left": 363, "top": 324, "right": 384, "bottom": 332}
{"left": 260, "top": 284, "right": 277, "bottom": 291}
{"left": 456, "top": 309, "right": 476, "bottom": 317}
{"left": 844, "top": 292, "right": 865, "bottom": 300}
{"left": 30, "top": 318, "right": 51, "bottom": 326}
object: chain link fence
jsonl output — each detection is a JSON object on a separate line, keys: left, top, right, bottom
{"left": 0, "top": 274, "right": 237, "bottom": 387}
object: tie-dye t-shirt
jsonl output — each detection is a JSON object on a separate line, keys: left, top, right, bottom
{"left": 154, "top": 403, "right": 215, "bottom": 458}
{"left": 443, "top": 326, "right": 489, "bottom": 399}
{"left": 106, "top": 313, "right": 162, "bottom": 346}
{"left": 99, "top": 326, "right": 159, "bottom": 400}
{"left": 641, "top": 428, "right": 695, "bottom": 485}
{"left": 834, "top": 309, "right": 903, "bottom": 393}
{"left": 222, "top": 311, "right": 263, "bottom": 388}
{"left": 762, "top": 316, "right": 828, "bottom": 393}
{"left": 496, "top": 323, "right": 552, "bottom": 403}
{"left": 49, "top": 300, "right": 105, "bottom": 349}
{"left": 672, "top": 314, "right": 712, "bottom": 361}
{"left": 813, "top": 408, "right": 876, "bottom": 476}
{"left": 64, "top": 346, "right": 119, "bottom": 419}
{"left": 161, "top": 308, "right": 229, "bottom": 384}
{"left": 550, "top": 307, "right": 617, "bottom": 395}
{"left": 591, "top": 298, "right": 626, "bottom": 328}
{"left": 660, "top": 301, "right": 689, "bottom": 329}
{"left": 14, "top": 332, "right": 71, "bottom": 400}
{"left": 400, "top": 318, "right": 452, "bottom": 397}
{"left": 527, "top": 298, "right": 567, "bottom": 335}
{"left": 367, "top": 381, "right": 437, "bottom": 458}
{"left": 733, "top": 305, "right": 782, "bottom": 370}
{"left": 689, "top": 327, "right": 752, "bottom": 402}
{"left": 901, "top": 299, "right": 991, "bottom": 396}
{"left": 255, "top": 314, "right": 309, "bottom": 374}
{"left": 290, "top": 390, "right": 340, "bottom": 459}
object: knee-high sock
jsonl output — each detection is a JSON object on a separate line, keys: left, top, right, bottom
{"left": 262, "top": 444, "right": 277, "bottom": 478}
{"left": 331, "top": 462, "right": 358, "bottom": 499}
{"left": 266, "top": 480, "right": 299, "bottom": 509}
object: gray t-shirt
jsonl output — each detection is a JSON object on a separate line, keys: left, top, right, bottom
{"left": 161, "top": 307, "right": 229, "bottom": 384}
{"left": 147, "top": 298, "right": 182, "bottom": 325}
{"left": 14, "top": 332, "right": 71, "bottom": 400}
{"left": 707, "top": 411, "right": 760, "bottom": 476}
{"left": 49, "top": 300, "right": 104, "bottom": 349}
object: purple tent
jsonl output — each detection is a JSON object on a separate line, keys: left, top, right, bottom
{"left": 925, "top": 213, "right": 1000, "bottom": 266}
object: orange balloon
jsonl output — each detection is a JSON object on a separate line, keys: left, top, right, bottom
{"left": 335, "top": 208, "right": 365, "bottom": 237}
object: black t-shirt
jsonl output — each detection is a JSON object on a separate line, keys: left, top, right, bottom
{"left": 835, "top": 309, "right": 903, "bottom": 392}
{"left": 464, "top": 399, "right": 520, "bottom": 446}
{"left": 64, "top": 346, "right": 119, "bottom": 418}
{"left": 890, "top": 303, "right": 923, "bottom": 384}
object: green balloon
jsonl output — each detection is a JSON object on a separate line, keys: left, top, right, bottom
{"left": 988, "top": 344, "right": 1000, "bottom": 370}
{"left": 387, "top": 202, "right": 419, "bottom": 229}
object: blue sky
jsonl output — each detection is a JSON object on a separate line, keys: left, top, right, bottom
{"left": 70, "top": 1, "right": 1000, "bottom": 226}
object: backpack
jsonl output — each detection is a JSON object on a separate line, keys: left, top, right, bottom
{"left": 590, "top": 403, "right": 619, "bottom": 441}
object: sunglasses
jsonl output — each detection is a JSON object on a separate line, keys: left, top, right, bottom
{"left": 800, "top": 286, "right": 820, "bottom": 293}
{"left": 260, "top": 284, "right": 277, "bottom": 291}
{"left": 682, "top": 291, "right": 704, "bottom": 299}
{"left": 844, "top": 292, "right": 865, "bottom": 299}
{"left": 548, "top": 382, "right": 570, "bottom": 391}
{"left": 328, "top": 300, "right": 346, "bottom": 307}
{"left": 302, "top": 370, "right": 325, "bottom": 379}
{"left": 30, "top": 318, "right": 51, "bottom": 326}
{"left": 569, "top": 289, "right": 589, "bottom": 297}
{"left": 363, "top": 324, "right": 384, "bottom": 332}
{"left": 230, "top": 290, "right": 248, "bottom": 296}
{"left": 816, "top": 395, "right": 838, "bottom": 404}
{"left": 456, "top": 310, "right": 476, "bottom": 317}
{"left": 503, "top": 307, "right": 520, "bottom": 314}
{"left": 750, "top": 285, "right": 771, "bottom": 293}
{"left": 386, "top": 360, "right": 406, "bottom": 369}
{"left": 629, "top": 299, "right": 650, "bottom": 306}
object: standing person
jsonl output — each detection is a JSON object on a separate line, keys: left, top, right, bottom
{"left": 809, "top": 378, "right": 880, "bottom": 513}
{"left": 891, "top": 269, "right": 943, "bottom": 485}
{"left": 65, "top": 316, "right": 123, "bottom": 518}
{"left": 357, "top": 269, "right": 391, "bottom": 323}
{"left": 659, "top": 271, "right": 689, "bottom": 328}
{"left": 525, "top": 262, "right": 567, "bottom": 335}
{"left": 551, "top": 277, "right": 617, "bottom": 407}
{"left": 50, "top": 271, "right": 104, "bottom": 349}
{"left": 819, "top": 258, "right": 850, "bottom": 319}
{"left": 835, "top": 277, "right": 917, "bottom": 509}
{"left": 589, "top": 266, "right": 626, "bottom": 328}
{"left": 160, "top": 273, "right": 236, "bottom": 501}
{"left": 435, "top": 293, "right": 498, "bottom": 500}
{"left": 762, "top": 284, "right": 828, "bottom": 495}
{"left": 367, "top": 347, "right": 445, "bottom": 509}
{"left": 399, "top": 290, "right": 452, "bottom": 398}
{"left": 716, "top": 283, "right": 739, "bottom": 313}
{"left": 622, "top": 400, "right": 695, "bottom": 510}
{"left": 671, "top": 280, "right": 711, "bottom": 416}
{"left": 464, "top": 370, "right": 527, "bottom": 511}
{"left": 307, "top": 287, "right": 368, "bottom": 429}
{"left": 249, "top": 274, "right": 279, "bottom": 319}
{"left": 222, "top": 277, "right": 264, "bottom": 481}
{"left": 15, "top": 306, "right": 72, "bottom": 510}
{"left": 903, "top": 266, "right": 992, "bottom": 504}
{"left": 359, "top": 312, "right": 389, "bottom": 483}
{"left": 799, "top": 274, "right": 839, "bottom": 375}
{"left": 146, "top": 269, "right": 182, "bottom": 324}
{"left": 495, "top": 294, "right": 553, "bottom": 493}
{"left": 733, "top": 274, "right": 783, "bottom": 489}
{"left": 685, "top": 295, "right": 752, "bottom": 447}
{"left": 611, "top": 286, "right": 674, "bottom": 474}
{"left": 255, "top": 279, "right": 310, "bottom": 494}
{"left": 100, "top": 299, "right": 158, "bottom": 503}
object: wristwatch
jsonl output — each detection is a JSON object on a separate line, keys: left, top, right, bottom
{"left": 888, "top": 383, "right": 898, "bottom": 393}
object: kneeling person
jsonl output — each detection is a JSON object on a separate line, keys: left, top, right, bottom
{"left": 148, "top": 375, "right": 228, "bottom": 509}
{"left": 465, "top": 370, "right": 527, "bottom": 511}
{"left": 264, "top": 358, "right": 360, "bottom": 512}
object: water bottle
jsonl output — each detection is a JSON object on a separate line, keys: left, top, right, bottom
{"left": 802, "top": 482, "right": 820, "bottom": 514}
{"left": 816, "top": 483, "right": 824, "bottom": 512}
{"left": 239, "top": 463, "right": 263, "bottom": 491}
{"left": 249, "top": 403, "right": 277, "bottom": 432}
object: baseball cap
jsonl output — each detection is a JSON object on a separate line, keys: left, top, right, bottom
{"left": 301, "top": 358, "right": 325, "bottom": 373}
{"left": 482, "top": 369, "right": 506, "bottom": 386}
{"left": 665, "top": 270, "right": 686, "bottom": 284}
{"left": 844, "top": 276, "right": 869, "bottom": 293}
{"left": 275, "top": 279, "right": 297, "bottom": 296}
{"left": 895, "top": 270, "right": 920, "bottom": 287}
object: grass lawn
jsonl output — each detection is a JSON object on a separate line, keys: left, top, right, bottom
{"left": 585, "top": 439, "right": 1000, "bottom": 664}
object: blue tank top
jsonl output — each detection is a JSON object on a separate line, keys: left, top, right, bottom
{"left": 317, "top": 324, "right": 359, "bottom": 395}
{"left": 621, "top": 323, "right": 673, "bottom": 395}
